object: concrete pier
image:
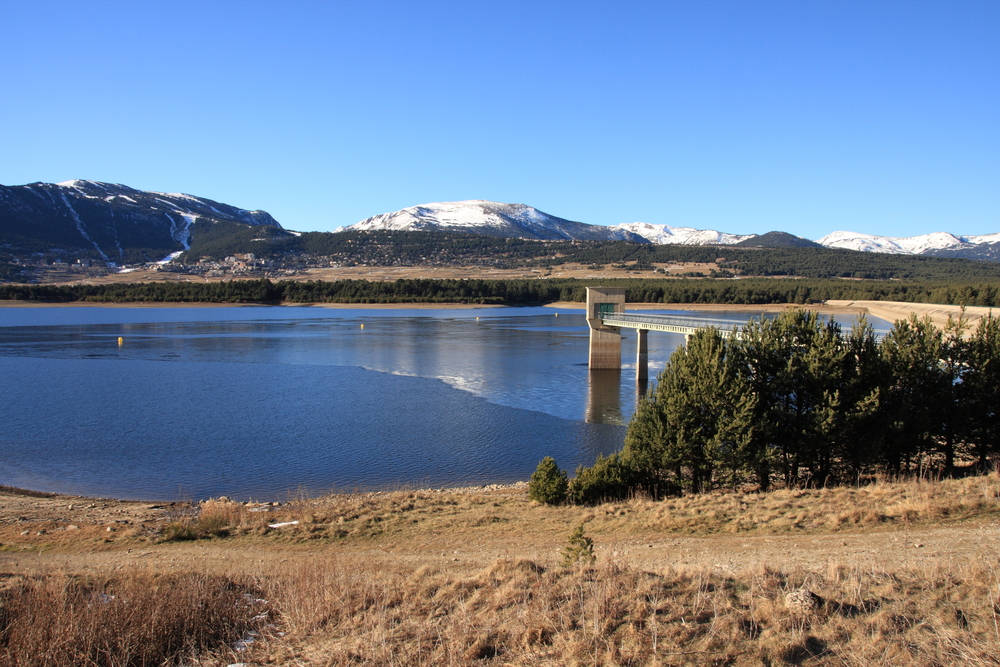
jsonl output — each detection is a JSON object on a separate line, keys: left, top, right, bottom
{"left": 586, "top": 287, "right": 625, "bottom": 370}
{"left": 636, "top": 328, "right": 648, "bottom": 381}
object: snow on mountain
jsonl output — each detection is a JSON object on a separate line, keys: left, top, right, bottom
{"left": 348, "top": 200, "right": 648, "bottom": 242}
{"left": 816, "top": 231, "right": 986, "bottom": 255}
{"left": 611, "top": 222, "right": 756, "bottom": 246}
{"left": 966, "top": 233, "right": 1000, "bottom": 245}
{"left": 0, "top": 180, "right": 281, "bottom": 264}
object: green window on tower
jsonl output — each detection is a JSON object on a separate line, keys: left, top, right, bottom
{"left": 598, "top": 302, "right": 616, "bottom": 318}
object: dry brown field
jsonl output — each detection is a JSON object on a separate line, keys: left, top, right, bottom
{"left": 24, "top": 261, "right": 719, "bottom": 286}
{"left": 2, "top": 474, "right": 1000, "bottom": 666}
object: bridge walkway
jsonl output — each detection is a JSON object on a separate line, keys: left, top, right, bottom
{"left": 599, "top": 312, "right": 745, "bottom": 337}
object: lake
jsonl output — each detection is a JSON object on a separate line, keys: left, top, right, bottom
{"left": 0, "top": 305, "right": 888, "bottom": 501}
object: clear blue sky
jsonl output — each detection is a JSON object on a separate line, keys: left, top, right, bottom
{"left": 2, "top": 1, "right": 997, "bottom": 239}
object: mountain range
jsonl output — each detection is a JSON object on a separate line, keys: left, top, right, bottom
{"left": 2, "top": 181, "right": 998, "bottom": 263}
{"left": 345, "top": 200, "right": 1000, "bottom": 261}
{"left": 0, "top": 180, "right": 279, "bottom": 264}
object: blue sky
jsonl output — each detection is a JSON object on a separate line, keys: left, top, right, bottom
{"left": 2, "top": 1, "right": 997, "bottom": 239}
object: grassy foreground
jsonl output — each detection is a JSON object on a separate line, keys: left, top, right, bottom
{"left": 2, "top": 474, "right": 1000, "bottom": 666}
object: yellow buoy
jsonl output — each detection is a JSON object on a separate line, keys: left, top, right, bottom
{"left": 554, "top": 313, "right": 558, "bottom": 317}
{"left": 117, "top": 337, "right": 123, "bottom": 346}
{"left": 360, "top": 323, "right": 364, "bottom": 329}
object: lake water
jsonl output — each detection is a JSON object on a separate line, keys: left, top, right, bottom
{"left": 0, "top": 305, "right": 889, "bottom": 501}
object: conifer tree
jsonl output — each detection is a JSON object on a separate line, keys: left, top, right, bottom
{"left": 528, "top": 456, "right": 568, "bottom": 504}
{"left": 623, "top": 328, "right": 755, "bottom": 492}
{"left": 963, "top": 314, "right": 1000, "bottom": 467}
{"left": 881, "top": 314, "right": 948, "bottom": 473}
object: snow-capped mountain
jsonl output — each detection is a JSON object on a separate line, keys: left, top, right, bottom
{"left": 817, "top": 231, "right": 1000, "bottom": 258}
{"left": 348, "top": 202, "right": 1000, "bottom": 258}
{"left": 610, "top": 221, "right": 756, "bottom": 246}
{"left": 0, "top": 180, "right": 280, "bottom": 264}
{"left": 348, "top": 200, "right": 648, "bottom": 243}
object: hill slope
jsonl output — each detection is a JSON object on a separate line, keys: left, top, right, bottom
{"left": 0, "top": 180, "right": 280, "bottom": 264}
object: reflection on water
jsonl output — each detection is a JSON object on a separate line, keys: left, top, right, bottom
{"left": 636, "top": 376, "right": 649, "bottom": 401}
{"left": 586, "top": 370, "right": 624, "bottom": 424}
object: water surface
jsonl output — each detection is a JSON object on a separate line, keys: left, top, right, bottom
{"left": 0, "top": 306, "right": 887, "bottom": 500}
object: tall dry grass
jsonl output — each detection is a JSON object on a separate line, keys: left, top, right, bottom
{"left": 253, "top": 555, "right": 1000, "bottom": 666}
{"left": 232, "top": 559, "right": 1000, "bottom": 667}
{"left": 6, "top": 555, "right": 998, "bottom": 666}
{"left": 0, "top": 570, "right": 269, "bottom": 667}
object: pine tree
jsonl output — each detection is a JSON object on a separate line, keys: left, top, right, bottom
{"left": 963, "top": 314, "right": 1000, "bottom": 468}
{"left": 528, "top": 457, "right": 568, "bottom": 504}
{"left": 562, "top": 523, "right": 595, "bottom": 567}
{"left": 623, "top": 328, "right": 755, "bottom": 493}
{"left": 881, "top": 314, "right": 948, "bottom": 473}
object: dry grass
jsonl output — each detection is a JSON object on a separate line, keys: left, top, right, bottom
{"left": 248, "top": 555, "right": 1000, "bottom": 666}
{"left": 4, "top": 474, "right": 1000, "bottom": 665}
{"left": 0, "top": 570, "right": 269, "bottom": 667}
{"left": 6, "top": 556, "right": 998, "bottom": 666}
{"left": 594, "top": 474, "right": 1000, "bottom": 536}
{"left": 165, "top": 474, "right": 1000, "bottom": 547}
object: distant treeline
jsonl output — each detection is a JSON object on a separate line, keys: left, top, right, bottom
{"left": 3, "top": 277, "right": 1000, "bottom": 307}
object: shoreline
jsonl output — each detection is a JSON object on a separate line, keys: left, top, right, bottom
{"left": 0, "top": 300, "right": 505, "bottom": 310}
{"left": 3, "top": 298, "right": 992, "bottom": 328}
{"left": 0, "top": 480, "right": 531, "bottom": 508}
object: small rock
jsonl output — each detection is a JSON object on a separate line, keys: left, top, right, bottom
{"left": 36, "top": 530, "right": 46, "bottom": 536}
{"left": 20, "top": 530, "right": 29, "bottom": 536}
{"left": 106, "top": 527, "right": 113, "bottom": 533}
{"left": 67, "top": 525, "right": 80, "bottom": 531}
{"left": 785, "top": 588, "right": 824, "bottom": 615}
{"left": 68, "top": 504, "right": 74, "bottom": 510}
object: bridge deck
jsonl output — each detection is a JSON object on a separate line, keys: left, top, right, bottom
{"left": 599, "top": 312, "right": 745, "bottom": 336}
{"left": 600, "top": 312, "right": 888, "bottom": 340}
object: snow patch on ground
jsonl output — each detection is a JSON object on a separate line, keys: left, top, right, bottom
{"left": 157, "top": 251, "right": 184, "bottom": 264}
{"left": 59, "top": 193, "right": 111, "bottom": 262}
{"left": 154, "top": 191, "right": 225, "bottom": 216}
{"left": 163, "top": 211, "right": 194, "bottom": 251}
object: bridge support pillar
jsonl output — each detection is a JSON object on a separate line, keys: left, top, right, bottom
{"left": 636, "top": 328, "right": 648, "bottom": 381}
{"left": 586, "top": 287, "right": 626, "bottom": 369}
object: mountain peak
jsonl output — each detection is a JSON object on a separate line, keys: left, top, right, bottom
{"left": 349, "top": 200, "right": 649, "bottom": 243}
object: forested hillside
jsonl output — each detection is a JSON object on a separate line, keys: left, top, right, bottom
{"left": 176, "top": 229, "right": 1000, "bottom": 281}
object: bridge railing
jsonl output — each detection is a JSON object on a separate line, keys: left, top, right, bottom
{"left": 602, "top": 312, "right": 890, "bottom": 340}
{"left": 601, "top": 312, "right": 747, "bottom": 333}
